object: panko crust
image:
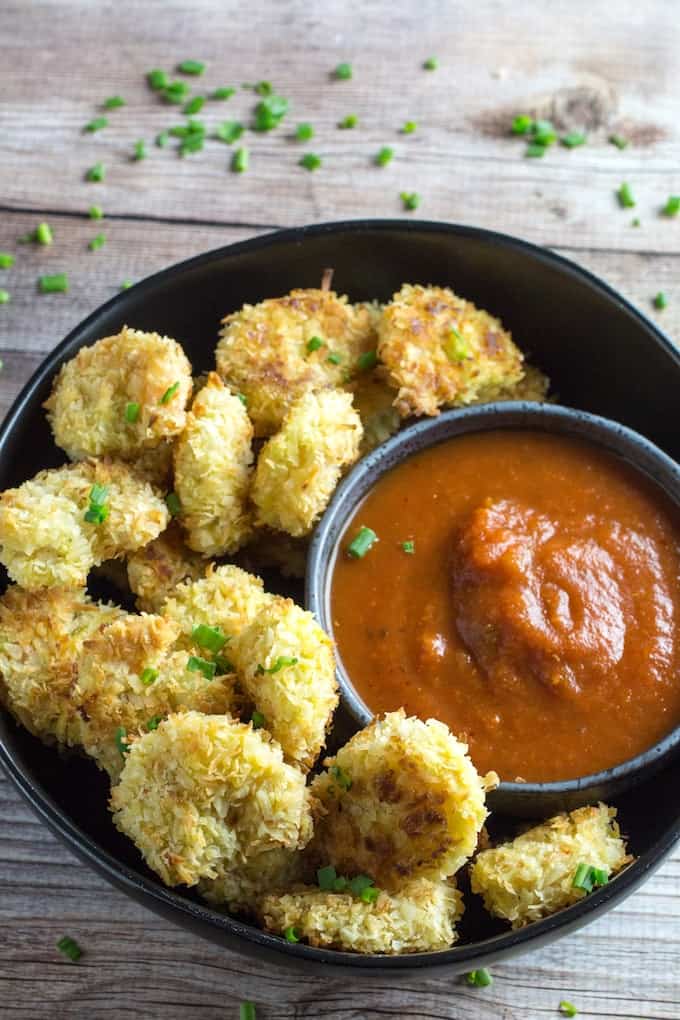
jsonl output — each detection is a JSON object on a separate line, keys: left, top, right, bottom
{"left": 174, "top": 373, "right": 254, "bottom": 556}
{"left": 233, "top": 596, "right": 338, "bottom": 771}
{"left": 470, "top": 362, "right": 551, "bottom": 405}
{"left": 0, "top": 458, "right": 168, "bottom": 589}
{"left": 110, "top": 711, "right": 313, "bottom": 887}
{"left": 127, "top": 523, "right": 205, "bottom": 613}
{"left": 470, "top": 803, "right": 631, "bottom": 929}
{"left": 346, "top": 368, "right": 401, "bottom": 456}
{"left": 161, "top": 564, "right": 269, "bottom": 649}
{"left": 77, "top": 614, "right": 238, "bottom": 780}
{"left": 309, "top": 710, "right": 493, "bottom": 891}
{"left": 251, "top": 390, "right": 363, "bottom": 538}
{"left": 216, "top": 288, "right": 377, "bottom": 436}
{"left": 259, "top": 878, "right": 463, "bottom": 954}
{"left": 377, "top": 284, "right": 524, "bottom": 418}
{"left": 44, "top": 327, "right": 192, "bottom": 461}
{"left": 0, "top": 586, "right": 123, "bottom": 748}
{"left": 199, "top": 846, "right": 307, "bottom": 914}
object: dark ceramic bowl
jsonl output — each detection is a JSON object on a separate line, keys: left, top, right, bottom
{"left": 306, "top": 402, "right": 680, "bottom": 818}
{"left": 1, "top": 220, "right": 680, "bottom": 977}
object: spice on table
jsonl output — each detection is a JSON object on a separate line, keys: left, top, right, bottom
{"left": 239, "top": 1004, "right": 256, "bottom": 1020}
{"left": 120, "top": 280, "right": 133, "bottom": 290}
{"left": 375, "top": 146, "right": 394, "bottom": 166}
{"left": 300, "top": 152, "right": 321, "bottom": 171}
{"left": 0, "top": 290, "right": 10, "bottom": 305}
{"left": 296, "top": 122, "right": 314, "bottom": 141}
{"left": 147, "top": 69, "right": 169, "bottom": 90}
{"left": 231, "top": 147, "right": 249, "bottom": 172}
{"left": 609, "top": 134, "right": 628, "bottom": 149}
{"left": 132, "top": 139, "right": 147, "bottom": 161}
{"left": 561, "top": 132, "right": 587, "bottom": 148}
{"left": 38, "top": 273, "right": 69, "bottom": 293}
{"left": 559, "top": 1002, "right": 578, "bottom": 1017}
{"left": 0, "top": 253, "right": 15, "bottom": 269}
{"left": 86, "top": 162, "right": 105, "bottom": 182}
{"left": 617, "top": 182, "right": 636, "bottom": 208}
{"left": 88, "top": 233, "right": 106, "bottom": 252}
{"left": 56, "top": 936, "right": 82, "bottom": 962}
{"left": 88, "top": 205, "right": 104, "bottom": 220}
{"left": 35, "top": 223, "right": 53, "bottom": 245}
{"left": 103, "top": 95, "right": 125, "bottom": 109}
{"left": 177, "top": 60, "right": 206, "bottom": 75}
{"left": 401, "top": 120, "right": 417, "bottom": 134}
{"left": 661, "top": 195, "right": 680, "bottom": 217}
{"left": 423, "top": 56, "right": 438, "bottom": 70}
{"left": 215, "top": 121, "right": 244, "bottom": 143}
{"left": 653, "top": 291, "right": 668, "bottom": 310}
{"left": 511, "top": 114, "right": 533, "bottom": 134}
{"left": 347, "top": 525, "right": 378, "bottom": 559}
{"left": 338, "top": 114, "right": 358, "bottom": 129}
{"left": 253, "top": 93, "right": 289, "bottom": 131}
{"left": 212, "top": 86, "right": 236, "bottom": 100}
{"left": 163, "top": 80, "right": 190, "bottom": 104}
{"left": 84, "top": 116, "right": 108, "bottom": 133}
{"left": 466, "top": 968, "right": 493, "bottom": 987}
{"left": 334, "top": 62, "right": 352, "bottom": 80}
{"left": 400, "top": 191, "right": 420, "bottom": 210}
{"left": 183, "top": 95, "right": 205, "bottom": 116}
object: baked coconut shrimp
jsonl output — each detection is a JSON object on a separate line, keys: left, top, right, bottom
{"left": 77, "top": 614, "right": 239, "bottom": 780}
{"left": 110, "top": 711, "right": 313, "bottom": 887}
{"left": 44, "top": 326, "right": 192, "bottom": 461}
{"left": 216, "top": 282, "right": 377, "bottom": 436}
{"left": 174, "top": 373, "right": 254, "bottom": 556}
{"left": 0, "top": 458, "right": 168, "bottom": 589}
{"left": 161, "top": 564, "right": 269, "bottom": 651}
{"left": 470, "top": 803, "right": 630, "bottom": 929}
{"left": 377, "top": 284, "right": 524, "bottom": 418}
{"left": 127, "top": 523, "right": 204, "bottom": 613}
{"left": 0, "top": 586, "right": 122, "bottom": 750}
{"left": 233, "top": 597, "right": 338, "bottom": 771}
{"left": 345, "top": 368, "right": 400, "bottom": 456}
{"left": 199, "top": 846, "right": 306, "bottom": 914}
{"left": 309, "top": 710, "right": 494, "bottom": 891}
{"left": 251, "top": 390, "right": 363, "bottom": 538}
{"left": 260, "top": 878, "right": 463, "bottom": 954}
{"left": 471, "top": 362, "right": 551, "bottom": 405}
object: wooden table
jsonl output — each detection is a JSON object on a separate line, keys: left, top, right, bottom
{"left": 1, "top": 2, "right": 679, "bottom": 1017}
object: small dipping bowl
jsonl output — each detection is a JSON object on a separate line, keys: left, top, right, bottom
{"left": 307, "top": 402, "right": 680, "bottom": 818}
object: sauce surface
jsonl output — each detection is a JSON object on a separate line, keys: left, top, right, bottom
{"left": 331, "top": 431, "right": 680, "bottom": 782}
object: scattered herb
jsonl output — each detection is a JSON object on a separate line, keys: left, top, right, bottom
{"left": 525, "top": 142, "right": 547, "bottom": 157}
{"left": 214, "top": 655, "right": 234, "bottom": 675}
{"left": 653, "top": 291, "right": 668, "bottom": 310}
{"left": 163, "top": 80, "right": 190, "bottom": 104}
{"left": 183, "top": 95, "right": 205, "bottom": 116}
{"left": 251, "top": 710, "right": 266, "bottom": 730}
{"left": 631, "top": 217, "right": 641, "bottom": 227}
{"left": 338, "top": 114, "right": 358, "bottom": 129}
{"left": 572, "top": 863, "right": 609, "bottom": 892}
{"left": 561, "top": 131, "right": 587, "bottom": 148}
{"left": 609, "top": 133, "right": 628, "bottom": 150}
{"left": 306, "top": 336, "right": 324, "bottom": 353}
{"left": 296, "top": 122, "right": 314, "bottom": 141}
{"left": 186, "top": 655, "right": 217, "bottom": 680}
{"left": 125, "top": 401, "right": 140, "bottom": 423}
{"left": 103, "top": 96, "right": 125, "bottom": 110}
{"left": 192, "top": 623, "right": 227, "bottom": 653}
{"left": 35, "top": 222, "right": 53, "bottom": 245}
{"left": 617, "top": 182, "right": 636, "bottom": 208}
{"left": 88, "top": 233, "right": 106, "bottom": 252}
{"left": 661, "top": 195, "right": 680, "bottom": 217}
{"left": 330, "top": 765, "right": 352, "bottom": 790}
{"left": 84, "top": 482, "right": 109, "bottom": 524}
{"left": 400, "top": 191, "right": 420, "bottom": 210}
{"left": 253, "top": 93, "right": 289, "bottom": 131}
{"left": 402, "top": 540, "right": 415, "bottom": 554}
{"left": 120, "top": 279, "right": 133, "bottom": 290}
{"left": 317, "top": 865, "right": 338, "bottom": 891}
{"left": 146, "top": 715, "right": 163, "bottom": 731}
{"left": 84, "top": 116, "right": 108, "bottom": 133}
{"left": 239, "top": 1003, "right": 256, "bottom": 1020}
{"left": 166, "top": 491, "right": 181, "bottom": 516}
{"left": 38, "top": 273, "right": 69, "bottom": 293}
{"left": 88, "top": 205, "right": 104, "bottom": 220}
{"left": 177, "top": 60, "right": 206, "bottom": 75}
{"left": 133, "top": 138, "right": 147, "bottom": 160}
{"left": 232, "top": 146, "right": 249, "bottom": 172}
{"left": 254, "top": 81, "right": 273, "bottom": 96}
{"left": 532, "top": 119, "right": 557, "bottom": 146}
{"left": 423, "top": 56, "right": 438, "bottom": 70}
{"left": 0, "top": 253, "right": 15, "bottom": 269}
{"left": 284, "top": 926, "right": 300, "bottom": 943}
{"left": 327, "top": 352, "right": 342, "bottom": 365}
{"left": 401, "top": 120, "right": 417, "bottom": 134}
{"left": 559, "top": 1003, "right": 578, "bottom": 1018}
{"left": 357, "top": 349, "right": 378, "bottom": 372}
{"left": 160, "top": 380, "right": 180, "bottom": 404}
{"left": 86, "top": 162, "right": 105, "bottom": 182}
{"left": 214, "top": 120, "right": 244, "bottom": 144}
{"left": 375, "top": 146, "right": 394, "bottom": 166}
{"left": 0, "top": 290, "right": 9, "bottom": 305}
{"left": 56, "top": 936, "right": 82, "bottom": 962}
{"left": 140, "top": 667, "right": 158, "bottom": 686}
{"left": 180, "top": 132, "right": 204, "bottom": 155}
{"left": 300, "top": 152, "right": 322, "bottom": 171}
{"left": 115, "top": 726, "right": 130, "bottom": 757}
{"left": 147, "top": 69, "right": 169, "bottom": 90}
{"left": 466, "top": 968, "right": 492, "bottom": 987}
{"left": 511, "top": 114, "right": 533, "bottom": 135}
{"left": 212, "top": 86, "right": 236, "bottom": 100}
{"left": 156, "top": 130, "right": 170, "bottom": 148}
{"left": 444, "top": 326, "right": 469, "bottom": 362}
{"left": 255, "top": 656, "right": 299, "bottom": 676}
{"left": 334, "top": 62, "right": 352, "bottom": 80}
{"left": 347, "top": 525, "right": 378, "bottom": 558}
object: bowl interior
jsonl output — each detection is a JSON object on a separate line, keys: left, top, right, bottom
{"left": 1, "top": 220, "right": 679, "bottom": 974}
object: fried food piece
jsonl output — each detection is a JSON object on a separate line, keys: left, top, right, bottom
{"left": 471, "top": 362, "right": 550, "bottom": 405}
{"left": 252, "top": 390, "right": 363, "bottom": 538}
{"left": 161, "top": 564, "right": 269, "bottom": 650}
{"left": 199, "top": 847, "right": 306, "bottom": 914}
{"left": 309, "top": 710, "right": 494, "bottom": 890}
{"left": 238, "top": 529, "right": 309, "bottom": 580}
{"left": 0, "top": 586, "right": 122, "bottom": 749}
{"left": 0, "top": 459, "right": 168, "bottom": 588}
{"left": 377, "top": 284, "right": 524, "bottom": 418}
{"left": 127, "top": 523, "right": 205, "bottom": 613}
{"left": 174, "top": 373, "right": 254, "bottom": 556}
{"left": 470, "top": 803, "right": 630, "bottom": 929}
{"left": 110, "top": 711, "right": 313, "bottom": 887}
{"left": 260, "top": 878, "right": 463, "bottom": 953}
{"left": 216, "top": 288, "right": 377, "bottom": 436}
{"left": 233, "top": 597, "right": 338, "bottom": 771}
{"left": 346, "top": 369, "right": 401, "bottom": 455}
{"left": 77, "top": 614, "right": 238, "bottom": 780}
{"left": 44, "top": 327, "right": 192, "bottom": 461}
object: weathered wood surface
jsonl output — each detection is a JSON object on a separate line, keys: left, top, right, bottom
{"left": 1, "top": 2, "right": 679, "bottom": 1018}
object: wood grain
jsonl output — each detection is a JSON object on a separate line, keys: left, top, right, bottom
{"left": 1, "top": 1, "right": 679, "bottom": 1018}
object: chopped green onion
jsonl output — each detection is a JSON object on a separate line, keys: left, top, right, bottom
{"left": 0, "top": 253, "right": 15, "bottom": 269}
{"left": 327, "top": 352, "right": 342, "bottom": 365}
{"left": 90, "top": 483, "right": 108, "bottom": 505}
{"left": 300, "top": 152, "right": 322, "bottom": 171}
{"left": 357, "top": 349, "right": 378, "bottom": 372}
{"left": 186, "top": 655, "right": 217, "bottom": 680}
{"left": 559, "top": 1002, "right": 578, "bottom": 1018}
{"left": 160, "top": 381, "right": 180, "bottom": 404}
{"left": 617, "top": 182, "right": 636, "bottom": 208}
{"left": 348, "top": 875, "right": 374, "bottom": 896}
{"left": 609, "top": 133, "right": 628, "bottom": 149}
{"left": 212, "top": 86, "right": 236, "bottom": 100}
{"left": 214, "top": 120, "right": 243, "bottom": 144}
{"left": 239, "top": 1003, "right": 256, "bottom": 1020}
{"left": 84, "top": 504, "right": 108, "bottom": 524}
{"left": 163, "top": 80, "right": 190, "bottom": 103}
{"left": 133, "top": 139, "right": 147, "bottom": 161}
{"left": 251, "top": 710, "right": 266, "bottom": 730}
{"left": 56, "top": 936, "right": 82, "bottom": 962}
{"left": 146, "top": 715, "right": 163, "bottom": 731}
{"left": 511, "top": 114, "right": 533, "bottom": 135}
{"left": 88, "top": 205, "right": 104, "bottom": 220}
{"left": 423, "top": 56, "right": 438, "bottom": 70}
{"left": 375, "top": 146, "right": 394, "bottom": 166}
{"left": 525, "top": 143, "right": 547, "bottom": 158}
{"left": 140, "top": 667, "right": 158, "bottom": 686}
{"left": 360, "top": 885, "right": 380, "bottom": 904}
{"left": 306, "top": 336, "right": 324, "bottom": 353}
{"left": 333, "top": 876, "right": 348, "bottom": 892}
{"left": 653, "top": 291, "right": 668, "bottom": 310}
{"left": 39, "top": 273, "right": 69, "bottom": 294}
{"left": 334, "top": 62, "right": 352, "bottom": 80}
{"left": 590, "top": 866, "right": 609, "bottom": 886}
{"left": 166, "top": 491, "right": 181, "bottom": 516}
{"left": 236, "top": 393, "right": 248, "bottom": 406}
{"left": 296, "top": 122, "right": 314, "bottom": 141}
{"left": 317, "top": 865, "right": 337, "bottom": 891}
{"left": 0, "top": 290, "right": 10, "bottom": 305}
{"left": 338, "top": 114, "right": 358, "bottom": 129}
{"left": 631, "top": 217, "right": 640, "bottom": 227}
{"left": 88, "top": 233, "right": 106, "bottom": 252}
{"left": 103, "top": 96, "right": 125, "bottom": 110}
{"left": 572, "top": 862, "right": 609, "bottom": 892}
{"left": 347, "top": 525, "right": 378, "bottom": 559}
{"left": 253, "top": 94, "right": 289, "bottom": 132}
{"left": 444, "top": 326, "right": 469, "bottom": 362}
{"left": 330, "top": 765, "right": 352, "bottom": 790}
{"left": 400, "top": 191, "right": 420, "bottom": 211}
{"left": 115, "top": 726, "right": 130, "bottom": 757}
{"left": 35, "top": 222, "right": 53, "bottom": 245}
{"left": 125, "top": 402, "right": 140, "bottom": 423}
{"left": 561, "top": 131, "right": 587, "bottom": 148}
{"left": 401, "top": 120, "right": 417, "bottom": 134}
{"left": 256, "top": 656, "right": 299, "bottom": 676}
{"left": 147, "top": 69, "right": 169, "bottom": 90}
{"left": 178, "top": 60, "right": 205, "bottom": 75}
{"left": 402, "top": 540, "right": 415, "bottom": 554}
{"left": 156, "top": 130, "right": 170, "bottom": 148}
{"left": 192, "top": 623, "right": 227, "bottom": 653}
{"left": 661, "top": 195, "right": 680, "bottom": 217}
{"left": 86, "top": 162, "right": 105, "bottom": 182}
{"left": 232, "top": 146, "right": 249, "bottom": 172}
{"left": 255, "top": 81, "right": 273, "bottom": 96}
{"left": 214, "top": 654, "right": 234, "bottom": 675}
{"left": 284, "top": 926, "right": 300, "bottom": 943}
{"left": 120, "top": 280, "right": 133, "bottom": 290}
{"left": 183, "top": 95, "right": 205, "bottom": 116}
{"left": 180, "top": 133, "right": 204, "bottom": 156}
{"left": 466, "top": 968, "right": 492, "bottom": 987}
{"left": 531, "top": 119, "right": 555, "bottom": 144}
{"left": 84, "top": 116, "right": 108, "bottom": 133}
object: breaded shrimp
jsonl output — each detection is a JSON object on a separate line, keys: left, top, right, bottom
{"left": 174, "top": 373, "right": 254, "bottom": 556}
{"left": 470, "top": 803, "right": 631, "bottom": 928}
{"left": 251, "top": 390, "right": 363, "bottom": 538}
{"left": 216, "top": 288, "right": 377, "bottom": 436}
{"left": 377, "top": 284, "right": 524, "bottom": 418}
{"left": 77, "top": 614, "right": 239, "bottom": 779}
{"left": 44, "top": 327, "right": 192, "bottom": 461}
{"left": 0, "top": 586, "right": 123, "bottom": 749}
{"left": 0, "top": 458, "right": 168, "bottom": 588}
{"left": 161, "top": 564, "right": 269, "bottom": 651}
{"left": 233, "top": 596, "right": 338, "bottom": 771}
{"left": 199, "top": 846, "right": 306, "bottom": 913}
{"left": 345, "top": 368, "right": 400, "bottom": 455}
{"left": 127, "top": 523, "right": 205, "bottom": 613}
{"left": 471, "top": 362, "right": 551, "bottom": 405}
{"left": 110, "top": 711, "right": 313, "bottom": 887}
{"left": 259, "top": 878, "right": 463, "bottom": 953}
{"left": 309, "top": 710, "right": 494, "bottom": 890}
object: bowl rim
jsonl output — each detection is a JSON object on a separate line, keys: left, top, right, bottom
{"left": 1, "top": 217, "right": 679, "bottom": 971}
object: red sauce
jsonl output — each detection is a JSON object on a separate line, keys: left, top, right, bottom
{"left": 331, "top": 431, "right": 680, "bottom": 782}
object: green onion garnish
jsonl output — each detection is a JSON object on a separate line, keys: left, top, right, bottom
{"left": 192, "top": 623, "right": 227, "bottom": 653}
{"left": 255, "top": 656, "right": 299, "bottom": 676}
{"left": 402, "top": 540, "right": 415, "bottom": 554}
{"left": 90, "top": 483, "right": 108, "bottom": 505}
{"left": 132, "top": 139, "right": 147, "bottom": 161}
{"left": 178, "top": 60, "right": 205, "bottom": 75}
{"left": 348, "top": 875, "right": 374, "bottom": 896}
{"left": 572, "top": 862, "right": 609, "bottom": 892}
{"left": 357, "top": 349, "right": 378, "bottom": 372}
{"left": 401, "top": 120, "right": 417, "bottom": 134}
{"left": 86, "top": 162, "right": 105, "bottom": 182}
{"left": 400, "top": 191, "right": 420, "bottom": 211}
{"left": 317, "top": 865, "right": 338, "bottom": 891}
{"left": 104, "top": 96, "right": 125, "bottom": 110}
{"left": 251, "top": 710, "right": 266, "bottom": 730}
{"left": 0, "top": 253, "right": 15, "bottom": 269}
{"left": 333, "top": 876, "right": 348, "bottom": 892}
{"left": 180, "top": 133, "right": 204, "bottom": 156}
{"left": 84, "top": 482, "right": 109, "bottom": 524}
{"left": 214, "top": 655, "right": 234, "bottom": 675}
{"left": 631, "top": 217, "right": 640, "bottom": 227}
{"left": 653, "top": 291, "right": 668, "bottom": 310}
{"left": 121, "top": 280, "right": 133, "bottom": 290}
{"left": 212, "top": 87, "right": 236, "bottom": 100}
{"left": 347, "top": 525, "right": 378, "bottom": 559}
{"left": 156, "top": 130, "right": 170, "bottom": 148}
{"left": 89, "top": 205, "right": 104, "bottom": 220}
{"left": 183, "top": 95, "right": 205, "bottom": 116}
{"left": 561, "top": 132, "right": 587, "bottom": 148}
{"left": 214, "top": 120, "right": 244, "bottom": 144}
{"left": 57, "top": 936, "right": 82, "bottom": 962}
{"left": 284, "top": 925, "right": 300, "bottom": 943}
{"left": 36, "top": 222, "right": 53, "bottom": 245}
{"left": 559, "top": 1002, "right": 578, "bottom": 1017}
{"left": 531, "top": 120, "right": 556, "bottom": 146}
{"left": 306, "top": 336, "right": 324, "bottom": 353}
{"left": 525, "top": 143, "right": 547, "bottom": 158}
{"left": 239, "top": 1003, "right": 256, "bottom": 1020}
{"left": 296, "top": 122, "right": 314, "bottom": 141}
{"left": 330, "top": 764, "right": 352, "bottom": 790}
{"left": 163, "top": 80, "right": 189, "bottom": 103}
{"left": 39, "top": 273, "right": 69, "bottom": 294}
{"left": 140, "top": 667, "right": 158, "bottom": 686}
{"left": 232, "top": 146, "right": 249, "bottom": 173}
{"left": 253, "top": 94, "right": 289, "bottom": 132}
{"left": 0, "top": 290, "right": 9, "bottom": 305}
{"left": 327, "top": 352, "right": 342, "bottom": 365}
{"left": 299, "top": 152, "right": 321, "bottom": 171}
{"left": 146, "top": 715, "right": 163, "bottom": 731}
{"left": 88, "top": 233, "right": 106, "bottom": 252}
{"left": 84, "top": 116, "right": 108, "bottom": 133}
{"left": 166, "top": 491, "right": 181, "bottom": 516}
{"left": 444, "top": 326, "right": 469, "bottom": 362}
{"left": 338, "top": 114, "right": 358, "bottom": 129}
{"left": 125, "top": 402, "right": 140, "bottom": 423}
{"left": 466, "top": 968, "right": 492, "bottom": 987}
{"left": 334, "top": 62, "right": 352, "bottom": 80}
{"left": 115, "top": 726, "right": 130, "bottom": 757}
{"left": 662, "top": 195, "right": 680, "bottom": 217}
{"left": 254, "top": 81, "right": 273, "bottom": 96}
{"left": 609, "top": 134, "right": 628, "bottom": 149}
{"left": 187, "top": 655, "right": 217, "bottom": 680}
{"left": 236, "top": 393, "right": 248, "bottom": 406}
{"left": 511, "top": 114, "right": 533, "bottom": 135}
{"left": 375, "top": 146, "right": 394, "bottom": 166}
{"left": 423, "top": 56, "right": 438, "bottom": 70}
{"left": 160, "top": 381, "right": 180, "bottom": 404}
{"left": 360, "top": 885, "right": 380, "bottom": 904}
{"left": 147, "top": 69, "right": 169, "bottom": 90}
{"left": 617, "top": 182, "right": 636, "bottom": 208}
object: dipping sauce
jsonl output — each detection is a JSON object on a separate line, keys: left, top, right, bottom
{"left": 331, "top": 431, "right": 680, "bottom": 782}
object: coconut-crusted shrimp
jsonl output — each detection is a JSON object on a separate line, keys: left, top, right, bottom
{"left": 110, "top": 711, "right": 313, "bottom": 887}
{"left": 345, "top": 368, "right": 401, "bottom": 456}
{"left": 44, "top": 327, "right": 192, "bottom": 461}
{"left": 251, "top": 390, "right": 363, "bottom": 538}
{"left": 161, "top": 564, "right": 270, "bottom": 651}
{"left": 0, "top": 586, "right": 123, "bottom": 751}
{"left": 126, "top": 523, "right": 205, "bottom": 613}
{"left": 470, "top": 362, "right": 551, "bottom": 405}
{"left": 308, "top": 710, "right": 495, "bottom": 891}
{"left": 470, "top": 803, "right": 631, "bottom": 929}
{"left": 216, "top": 285, "right": 377, "bottom": 436}
{"left": 233, "top": 596, "right": 338, "bottom": 771}
{"left": 377, "top": 284, "right": 525, "bottom": 418}
{"left": 174, "top": 373, "right": 254, "bottom": 556}
{"left": 0, "top": 458, "right": 168, "bottom": 589}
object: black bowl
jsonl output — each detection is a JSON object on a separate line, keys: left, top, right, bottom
{"left": 306, "top": 401, "right": 680, "bottom": 818}
{"left": 1, "top": 220, "right": 680, "bottom": 977}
